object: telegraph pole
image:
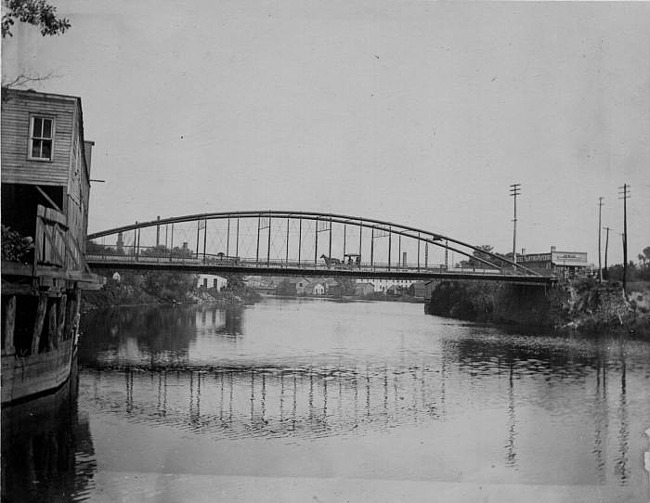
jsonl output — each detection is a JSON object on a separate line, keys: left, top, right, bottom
{"left": 510, "top": 184, "right": 521, "bottom": 265}
{"left": 603, "top": 226, "right": 611, "bottom": 280}
{"left": 598, "top": 197, "right": 604, "bottom": 282}
{"left": 618, "top": 184, "right": 630, "bottom": 295}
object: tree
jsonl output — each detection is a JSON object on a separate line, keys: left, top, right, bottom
{"left": 139, "top": 245, "right": 196, "bottom": 302}
{"left": 2, "top": 0, "right": 70, "bottom": 38}
{"left": 638, "top": 247, "right": 650, "bottom": 268}
{"left": 637, "top": 246, "right": 650, "bottom": 280}
{"left": 335, "top": 276, "right": 357, "bottom": 296}
{"left": 457, "top": 245, "right": 505, "bottom": 269}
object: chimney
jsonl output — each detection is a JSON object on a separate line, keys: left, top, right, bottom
{"left": 551, "top": 246, "right": 556, "bottom": 252}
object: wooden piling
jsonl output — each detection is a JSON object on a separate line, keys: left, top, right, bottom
{"left": 31, "top": 295, "right": 48, "bottom": 355}
{"left": 3, "top": 296, "right": 16, "bottom": 354}
{"left": 47, "top": 299, "right": 57, "bottom": 351}
{"left": 56, "top": 294, "right": 67, "bottom": 347}
{"left": 65, "top": 290, "right": 79, "bottom": 340}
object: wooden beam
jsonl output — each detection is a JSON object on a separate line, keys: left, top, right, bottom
{"left": 1, "top": 261, "right": 33, "bottom": 277}
{"left": 35, "top": 187, "right": 62, "bottom": 213}
{"left": 1, "top": 283, "right": 36, "bottom": 296}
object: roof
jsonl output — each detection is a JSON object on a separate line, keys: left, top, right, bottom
{"left": 288, "top": 277, "right": 311, "bottom": 284}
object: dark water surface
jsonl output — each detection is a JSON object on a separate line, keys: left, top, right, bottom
{"left": 3, "top": 298, "right": 649, "bottom": 502}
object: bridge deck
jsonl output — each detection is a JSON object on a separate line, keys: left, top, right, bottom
{"left": 86, "top": 255, "right": 555, "bottom": 285}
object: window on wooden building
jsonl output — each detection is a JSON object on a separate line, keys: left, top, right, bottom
{"left": 29, "top": 117, "right": 54, "bottom": 161}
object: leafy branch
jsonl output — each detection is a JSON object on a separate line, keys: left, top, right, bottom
{"left": 2, "top": 0, "right": 70, "bottom": 38}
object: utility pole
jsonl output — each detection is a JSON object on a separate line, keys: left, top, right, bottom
{"left": 603, "top": 226, "right": 611, "bottom": 280}
{"left": 618, "top": 184, "right": 630, "bottom": 295}
{"left": 510, "top": 184, "right": 521, "bottom": 265}
{"left": 598, "top": 197, "right": 604, "bottom": 282}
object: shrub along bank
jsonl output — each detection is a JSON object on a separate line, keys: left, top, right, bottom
{"left": 82, "top": 271, "right": 260, "bottom": 311}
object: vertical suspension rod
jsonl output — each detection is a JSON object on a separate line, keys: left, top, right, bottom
{"left": 226, "top": 218, "right": 230, "bottom": 256}
{"left": 388, "top": 228, "right": 392, "bottom": 270}
{"left": 196, "top": 220, "right": 200, "bottom": 258}
{"left": 203, "top": 219, "right": 207, "bottom": 262}
{"left": 267, "top": 215, "right": 272, "bottom": 266}
{"left": 314, "top": 218, "right": 318, "bottom": 265}
{"left": 298, "top": 218, "right": 302, "bottom": 265}
{"left": 286, "top": 218, "right": 290, "bottom": 265}
{"left": 371, "top": 227, "right": 374, "bottom": 267}
{"left": 170, "top": 224, "right": 174, "bottom": 260}
{"left": 256, "top": 216, "right": 261, "bottom": 263}
{"left": 235, "top": 218, "right": 239, "bottom": 258}
{"left": 397, "top": 234, "right": 406, "bottom": 267}
{"left": 359, "top": 221, "right": 362, "bottom": 268}
{"left": 329, "top": 218, "right": 333, "bottom": 259}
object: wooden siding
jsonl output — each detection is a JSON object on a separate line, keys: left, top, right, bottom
{"left": 1, "top": 92, "right": 76, "bottom": 187}
{"left": 66, "top": 100, "right": 91, "bottom": 253}
{"left": 2, "top": 90, "right": 93, "bottom": 249}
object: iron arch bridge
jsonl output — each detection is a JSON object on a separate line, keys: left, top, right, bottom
{"left": 86, "top": 210, "right": 553, "bottom": 284}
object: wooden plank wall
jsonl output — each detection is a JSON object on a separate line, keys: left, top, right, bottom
{"left": 1, "top": 92, "right": 75, "bottom": 186}
{"left": 2, "top": 91, "right": 93, "bottom": 254}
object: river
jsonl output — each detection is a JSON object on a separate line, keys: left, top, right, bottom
{"left": 2, "top": 298, "right": 649, "bottom": 502}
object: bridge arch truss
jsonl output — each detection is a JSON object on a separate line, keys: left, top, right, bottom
{"left": 87, "top": 211, "right": 542, "bottom": 280}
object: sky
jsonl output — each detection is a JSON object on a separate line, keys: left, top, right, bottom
{"left": 3, "top": 0, "right": 649, "bottom": 264}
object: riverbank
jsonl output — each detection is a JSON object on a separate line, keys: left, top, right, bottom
{"left": 81, "top": 277, "right": 261, "bottom": 312}
{"left": 425, "top": 278, "right": 650, "bottom": 338}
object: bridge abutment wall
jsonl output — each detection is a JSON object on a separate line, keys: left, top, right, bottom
{"left": 425, "top": 281, "right": 566, "bottom": 327}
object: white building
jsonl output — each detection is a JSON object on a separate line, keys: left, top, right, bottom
{"left": 196, "top": 274, "right": 227, "bottom": 290}
{"left": 364, "top": 278, "right": 413, "bottom": 293}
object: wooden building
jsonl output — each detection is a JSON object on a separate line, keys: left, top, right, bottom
{"left": 1, "top": 88, "right": 102, "bottom": 405}
{"left": 2, "top": 88, "right": 94, "bottom": 245}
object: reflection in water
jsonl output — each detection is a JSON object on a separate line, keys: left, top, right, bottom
{"left": 85, "top": 363, "right": 445, "bottom": 441}
{"left": 616, "top": 346, "right": 629, "bottom": 485}
{"left": 1, "top": 363, "right": 96, "bottom": 503}
{"left": 442, "top": 331, "right": 641, "bottom": 488}
{"left": 79, "top": 304, "right": 244, "bottom": 369}
{"left": 64, "top": 300, "right": 650, "bottom": 498}
{"left": 505, "top": 362, "right": 516, "bottom": 468}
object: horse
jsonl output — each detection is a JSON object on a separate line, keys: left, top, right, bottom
{"left": 320, "top": 254, "right": 341, "bottom": 268}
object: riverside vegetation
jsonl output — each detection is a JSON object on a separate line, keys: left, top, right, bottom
{"left": 426, "top": 246, "right": 650, "bottom": 338}
{"left": 426, "top": 278, "right": 650, "bottom": 338}
{"left": 82, "top": 271, "right": 260, "bottom": 312}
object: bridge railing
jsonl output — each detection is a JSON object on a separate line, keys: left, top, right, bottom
{"left": 85, "top": 250, "right": 553, "bottom": 278}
